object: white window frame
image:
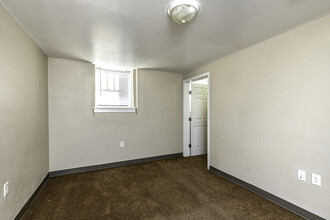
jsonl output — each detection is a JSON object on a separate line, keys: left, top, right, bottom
{"left": 93, "top": 68, "right": 138, "bottom": 113}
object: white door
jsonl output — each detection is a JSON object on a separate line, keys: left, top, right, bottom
{"left": 190, "top": 84, "right": 208, "bottom": 156}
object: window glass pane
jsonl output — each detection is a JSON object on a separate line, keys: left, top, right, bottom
{"left": 114, "top": 75, "right": 119, "bottom": 91}
{"left": 101, "top": 72, "right": 108, "bottom": 91}
{"left": 95, "top": 69, "right": 131, "bottom": 107}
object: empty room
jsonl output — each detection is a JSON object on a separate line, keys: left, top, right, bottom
{"left": 0, "top": 0, "right": 329, "bottom": 219}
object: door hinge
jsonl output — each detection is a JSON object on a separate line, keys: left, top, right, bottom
{"left": 189, "top": 91, "right": 192, "bottom": 95}
{"left": 189, "top": 144, "right": 192, "bottom": 148}
{"left": 189, "top": 117, "right": 192, "bottom": 121}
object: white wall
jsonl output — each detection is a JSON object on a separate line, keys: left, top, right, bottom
{"left": 0, "top": 4, "right": 49, "bottom": 220}
{"left": 48, "top": 58, "right": 183, "bottom": 171}
{"left": 185, "top": 14, "right": 330, "bottom": 219}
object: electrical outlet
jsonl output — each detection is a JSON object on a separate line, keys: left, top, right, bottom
{"left": 312, "top": 174, "right": 321, "bottom": 187}
{"left": 120, "top": 141, "right": 125, "bottom": 147}
{"left": 297, "top": 169, "right": 306, "bottom": 181}
{"left": 4, "top": 182, "right": 9, "bottom": 197}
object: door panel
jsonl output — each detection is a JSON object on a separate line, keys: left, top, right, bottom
{"left": 194, "top": 127, "right": 203, "bottom": 148}
{"left": 191, "top": 84, "right": 208, "bottom": 156}
{"left": 194, "top": 99, "right": 203, "bottom": 119}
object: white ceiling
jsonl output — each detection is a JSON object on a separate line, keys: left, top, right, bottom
{"left": 1, "top": 0, "right": 330, "bottom": 73}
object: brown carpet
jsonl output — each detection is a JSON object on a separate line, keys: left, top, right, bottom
{"left": 22, "top": 156, "right": 303, "bottom": 220}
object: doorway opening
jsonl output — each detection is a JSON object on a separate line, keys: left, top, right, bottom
{"left": 183, "top": 72, "right": 210, "bottom": 169}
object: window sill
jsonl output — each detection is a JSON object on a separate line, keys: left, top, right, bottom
{"left": 93, "top": 107, "right": 136, "bottom": 113}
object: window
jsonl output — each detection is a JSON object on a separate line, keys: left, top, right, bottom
{"left": 94, "top": 68, "right": 137, "bottom": 113}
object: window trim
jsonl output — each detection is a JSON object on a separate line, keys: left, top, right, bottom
{"left": 93, "top": 68, "right": 138, "bottom": 114}
{"left": 93, "top": 106, "right": 136, "bottom": 113}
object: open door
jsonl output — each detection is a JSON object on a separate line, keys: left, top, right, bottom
{"left": 190, "top": 84, "right": 207, "bottom": 156}
{"left": 183, "top": 72, "right": 210, "bottom": 168}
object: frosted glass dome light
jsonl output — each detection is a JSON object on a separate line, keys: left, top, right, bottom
{"left": 167, "top": 0, "right": 201, "bottom": 24}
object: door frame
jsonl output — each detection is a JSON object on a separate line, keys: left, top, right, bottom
{"left": 183, "top": 72, "right": 210, "bottom": 169}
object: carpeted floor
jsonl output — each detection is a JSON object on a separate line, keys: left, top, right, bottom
{"left": 22, "top": 156, "right": 303, "bottom": 220}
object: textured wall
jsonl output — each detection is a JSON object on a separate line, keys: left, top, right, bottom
{"left": 0, "top": 4, "right": 49, "bottom": 220}
{"left": 48, "top": 58, "right": 183, "bottom": 172}
{"left": 185, "top": 14, "right": 330, "bottom": 219}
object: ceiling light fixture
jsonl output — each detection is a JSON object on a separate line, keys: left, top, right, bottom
{"left": 167, "top": 0, "right": 201, "bottom": 24}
